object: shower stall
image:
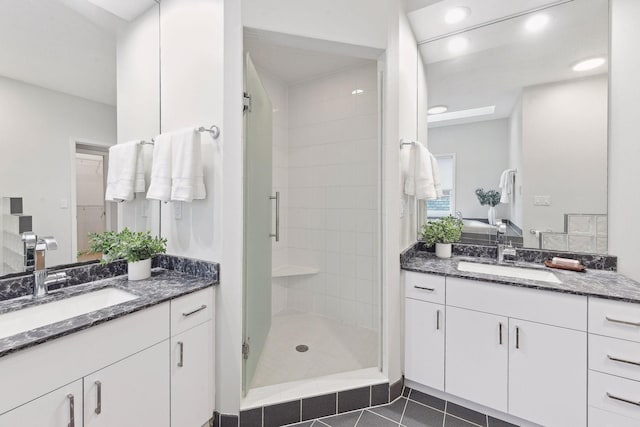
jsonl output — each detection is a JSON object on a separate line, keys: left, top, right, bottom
{"left": 243, "top": 34, "right": 382, "bottom": 398}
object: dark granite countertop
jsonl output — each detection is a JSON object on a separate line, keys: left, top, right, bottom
{"left": 0, "top": 268, "right": 215, "bottom": 358}
{"left": 402, "top": 252, "right": 640, "bottom": 303}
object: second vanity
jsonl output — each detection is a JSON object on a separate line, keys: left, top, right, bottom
{"left": 402, "top": 249, "right": 640, "bottom": 427}
{"left": 0, "top": 262, "right": 216, "bottom": 427}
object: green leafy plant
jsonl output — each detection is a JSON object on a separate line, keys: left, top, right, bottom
{"left": 87, "top": 229, "right": 167, "bottom": 263}
{"left": 475, "top": 188, "right": 501, "bottom": 207}
{"left": 421, "top": 216, "right": 463, "bottom": 247}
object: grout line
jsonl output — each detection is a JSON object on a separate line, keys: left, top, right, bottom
{"left": 399, "top": 395, "right": 409, "bottom": 426}
{"left": 406, "top": 395, "right": 446, "bottom": 414}
{"left": 442, "top": 401, "right": 447, "bottom": 427}
{"left": 354, "top": 410, "right": 365, "bottom": 426}
{"left": 445, "top": 413, "right": 484, "bottom": 427}
{"left": 364, "top": 409, "right": 403, "bottom": 425}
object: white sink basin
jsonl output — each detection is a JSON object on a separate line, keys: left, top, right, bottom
{"left": 0, "top": 288, "right": 138, "bottom": 340}
{"left": 457, "top": 261, "right": 561, "bottom": 284}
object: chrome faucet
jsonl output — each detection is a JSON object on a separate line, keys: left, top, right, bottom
{"left": 33, "top": 236, "right": 67, "bottom": 298}
{"left": 455, "top": 210, "right": 463, "bottom": 222}
{"left": 496, "top": 224, "right": 517, "bottom": 263}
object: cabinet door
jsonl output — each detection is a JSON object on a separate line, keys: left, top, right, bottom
{"left": 509, "top": 319, "right": 586, "bottom": 427}
{"left": 405, "top": 298, "right": 444, "bottom": 390}
{"left": 446, "top": 306, "right": 508, "bottom": 412}
{"left": 171, "top": 321, "right": 214, "bottom": 427}
{"left": 84, "top": 340, "right": 169, "bottom": 427}
{"left": 0, "top": 380, "right": 82, "bottom": 427}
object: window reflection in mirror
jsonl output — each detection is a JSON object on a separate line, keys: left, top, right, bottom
{"left": 0, "top": 0, "right": 160, "bottom": 277}
{"left": 414, "top": 0, "right": 609, "bottom": 254}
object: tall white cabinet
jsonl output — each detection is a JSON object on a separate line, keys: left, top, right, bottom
{"left": 404, "top": 271, "right": 588, "bottom": 427}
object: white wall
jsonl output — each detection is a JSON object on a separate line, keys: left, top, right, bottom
{"left": 283, "top": 63, "right": 379, "bottom": 330}
{"left": 609, "top": 0, "right": 640, "bottom": 281}
{"left": 116, "top": 5, "right": 160, "bottom": 234}
{"left": 159, "top": 0, "right": 224, "bottom": 262}
{"left": 521, "top": 76, "right": 608, "bottom": 247}
{"left": 429, "top": 119, "right": 510, "bottom": 220}
{"left": 508, "top": 99, "right": 523, "bottom": 228}
{"left": 242, "top": 0, "right": 389, "bottom": 50}
{"left": 0, "top": 76, "right": 116, "bottom": 266}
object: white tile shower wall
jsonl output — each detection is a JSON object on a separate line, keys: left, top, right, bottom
{"left": 286, "top": 62, "right": 379, "bottom": 330}
{"left": 258, "top": 68, "right": 290, "bottom": 316}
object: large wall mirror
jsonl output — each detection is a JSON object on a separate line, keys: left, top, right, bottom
{"left": 0, "top": 0, "right": 160, "bottom": 277}
{"left": 413, "top": 0, "right": 609, "bottom": 254}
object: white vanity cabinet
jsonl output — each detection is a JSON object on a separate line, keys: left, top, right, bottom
{"left": 404, "top": 272, "right": 445, "bottom": 391}
{"left": 0, "top": 380, "right": 83, "bottom": 427}
{"left": 0, "top": 286, "right": 215, "bottom": 427}
{"left": 84, "top": 341, "right": 170, "bottom": 427}
{"left": 445, "top": 306, "right": 508, "bottom": 412}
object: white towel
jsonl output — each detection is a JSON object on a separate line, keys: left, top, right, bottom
{"left": 499, "top": 169, "right": 517, "bottom": 204}
{"left": 170, "top": 128, "right": 206, "bottom": 202}
{"left": 146, "top": 133, "right": 173, "bottom": 202}
{"left": 105, "top": 141, "right": 145, "bottom": 202}
{"left": 430, "top": 153, "right": 443, "bottom": 199}
{"left": 404, "top": 141, "right": 438, "bottom": 200}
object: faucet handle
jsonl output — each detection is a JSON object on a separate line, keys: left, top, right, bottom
{"left": 37, "top": 236, "right": 58, "bottom": 251}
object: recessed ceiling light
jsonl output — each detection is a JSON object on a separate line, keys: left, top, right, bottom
{"left": 351, "top": 89, "right": 364, "bottom": 95}
{"left": 445, "top": 7, "right": 470, "bottom": 24}
{"left": 572, "top": 57, "right": 606, "bottom": 72}
{"left": 525, "top": 14, "right": 550, "bottom": 32}
{"left": 428, "top": 106, "right": 496, "bottom": 123}
{"left": 428, "top": 105, "right": 448, "bottom": 115}
{"left": 448, "top": 37, "right": 469, "bottom": 54}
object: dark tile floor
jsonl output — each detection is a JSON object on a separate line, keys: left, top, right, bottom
{"left": 285, "top": 387, "right": 518, "bottom": 427}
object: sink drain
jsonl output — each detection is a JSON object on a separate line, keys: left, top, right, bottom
{"left": 296, "top": 344, "right": 309, "bottom": 353}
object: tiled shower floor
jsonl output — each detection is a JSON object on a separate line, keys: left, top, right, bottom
{"left": 250, "top": 311, "right": 378, "bottom": 389}
{"left": 288, "top": 388, "right": 518, "bottom": 427}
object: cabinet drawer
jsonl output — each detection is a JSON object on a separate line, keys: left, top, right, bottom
{"left": 589, "top": 298, "right": 640, "bottom": 343}
{"left": 590, "top": 335, "right": 640, "bottom": 381}
{"left": 589, "top": 406, "right": 640, "bottom": 427}
{"left": 589, "top": 370, "right": 640, "bottom": 421}
{"left": 404, "top": 271, "right": 445, "bottom": 304}
{"left": 447, "top": 277, "right": 587, "bottom": 330}
{"left": 171, "top": 287, "right": 213, "bottom": 336}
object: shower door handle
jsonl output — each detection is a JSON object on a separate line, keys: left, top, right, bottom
{"left": 270, "top": 192, "right": 280, "bottom": 242}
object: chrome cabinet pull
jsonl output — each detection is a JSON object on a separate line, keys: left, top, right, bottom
{"left": 607, "top": 354, "right": 640, "bottom": 367}
{"left": 94, "top": 381, "right": 102, "bottom": 414}
{"left": 436, "top": 310, "right": 441, "bottom": 330}
{"left": 67, "top": 394, "right": 75, "bottom": 427}
{"left": 182, "top": 305, "right": 207, "bottom": 317}
{"left": 605, "top": 316, "right": 640, "bottom": 327}
{"left": 178, "top": 341, "right": 184, "bottom": 367}
{"left": 606, "top": 392, "right": 640, "bottom": 407}
{"left": 413, "top": 285, "right": 435, "bottom": 292}
{"left": 269, "top": 192, "right": 280, "bottom": 242}
{"left": 515, "top": 326, "right": 520, "bottom": 349}
{"left": 499, "top": 322, "right": 503, "bottom": 345}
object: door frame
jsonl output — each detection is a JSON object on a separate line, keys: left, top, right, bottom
{"left": 69, "top": 138, "right": 114, "bottom": 262}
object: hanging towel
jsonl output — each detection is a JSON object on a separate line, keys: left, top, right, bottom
{"left": 146, "top": 133, "right": 173, "bottom": 202}
{"left": 170, "top": 128, "right": 206, "bottom": 202}
{"left": 404, "top": 141, "right": 438, "bottom": 200}
{"left": 499, "top": 169, "right": 517, "bottom": 204}
{"left": 430, "top": 153, "right": 443, "bottom": 199}
{"left": 105, "top": 141, "right": 145, "bottom": 202}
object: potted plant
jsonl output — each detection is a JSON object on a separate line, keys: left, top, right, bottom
{"left": 475, "top": 188, "right": 501, "bottom": 225}
{"left": 112, "top": 228, "right": 167, "bottom": 280}
{"left": 421, "top": 216, "right": 463, "bottom": 258}
{"left": 87, "top": 230, "right": 120, "bottom": 262}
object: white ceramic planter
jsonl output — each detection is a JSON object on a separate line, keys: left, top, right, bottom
{"left": 128, "top": 258, "right": 151, "bottom": 281}
{"left": 488, "top": 206, "right": 497, "bottom": 225}
{"left": 435, "top": 243, "right": 452, "bottom": 259}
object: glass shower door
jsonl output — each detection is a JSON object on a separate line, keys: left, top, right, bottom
{"left": 243, "top": 53, "right": 273, "bottom": 394}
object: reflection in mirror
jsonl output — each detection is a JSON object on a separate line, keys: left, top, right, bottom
{"left": 0, "top": 0, "right": 160, "bottom": 277}
{"left": 415, "top": 0, "right": 609, "bottom": 254}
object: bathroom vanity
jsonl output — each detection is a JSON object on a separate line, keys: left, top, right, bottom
{"left": 0, "top": 266, "right": 216, "bottom": 427}
{"left": 402, "top": 249, "right": 640, "bottom": 427}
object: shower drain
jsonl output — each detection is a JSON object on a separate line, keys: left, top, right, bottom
{"left": 296, "top": 344, "right": 309, "bottom": 352}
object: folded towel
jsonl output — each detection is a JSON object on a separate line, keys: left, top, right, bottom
{"left": 499, "top": 169, "right": 517, "bottom": 204}
{"left": 105, "top": 141, "right": 144, "bottom": 202}
{"left": 146, "top": 133, "right": 173, "bottom": 202}
{"left": 171, "top": 128, "right": 206, "bottom": 202}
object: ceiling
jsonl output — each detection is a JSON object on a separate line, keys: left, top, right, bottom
{"left": 244, "top": 32, "right": 373, "bottom": 84}
{"left": 87, "top": 0, "right": 156, "bottom": 22}
{"left": 411, "top": 0, "right": 609, "bottom": 127}
{"left": 0, "top": 0, "right": 156, "bottom": 106}
{"left": 404, "top": 0, "right": 444, "bottom": 13}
